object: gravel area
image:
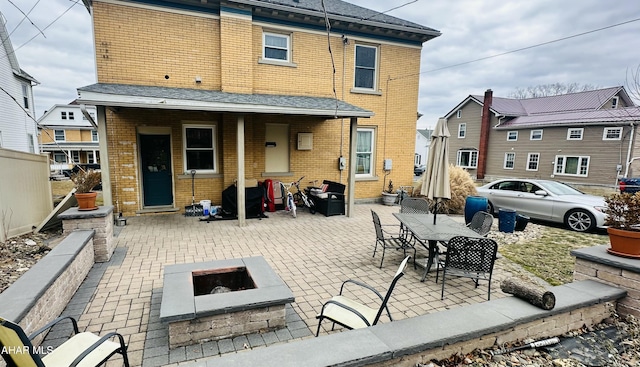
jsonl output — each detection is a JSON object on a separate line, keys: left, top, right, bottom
{"left": 0, "top": 229, "right": 62, "bottom": 293}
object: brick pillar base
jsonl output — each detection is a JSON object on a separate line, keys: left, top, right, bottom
{"left": 59, "top": 205, "right": 115, "bottom": 262}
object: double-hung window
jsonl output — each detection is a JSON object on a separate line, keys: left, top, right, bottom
{"left": 54, "top": 129, "right": 65, "bottom": 141}
{"left": 530, "top": 129, "right": 543, "bottom": 140}
{"left": 354, "top": 44, "right": 378, "bottom": 90}
{"left": 91, "top": 130, "right": 99, "bottom": 142}
{"left": 183, "top": 125, "right": 217, "bottom": 172}
{"left": 69, "top": 112, "right": 75, "bottom": 120}
{"left": 603, "top": 127, "right": 622, "bottom": 140}
{"left": 263, "top": 32, "right": 290, "bottom": 62}
{"left": 22, "top": 84, "right": 29, "bottom": 109}
{"left": 504, "top": 152, "right": 515, "bottom": 169}
{"left": 61, "top": 112, "right": 67, "bottom": 120}
{"left": 555, "top": 155, "right": 589, "bottom": 177}
{"left": 458, "top": 123, "right": 466, "bottom": 138}
{"left": 507, "top": 131, "right": 518, "bottom": 141}
{"left": 527, "top": 153, "right": 540, "bottom": 171}
{"left": 456, "top": 149, "right": 478, "bottom": 169}
{"left": 567, "top": 128, "right": 583, "bottom": 140}
{"left": 356, "top": 128, "right": 375, "bottom": 175}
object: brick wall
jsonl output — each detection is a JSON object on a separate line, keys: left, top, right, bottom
{"left": 63, "top": 214, "right": 114, "bottom": 262}
{"left": 92, "top": 2, "right": 422, "bottom": 215}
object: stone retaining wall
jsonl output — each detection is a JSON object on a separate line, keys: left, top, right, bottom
{"left": 59, "top": 206, "right": 114, "bottom": 262}
{"left": 0, "top": 230, "right": 95, "bottom": 345}
{"left": 572, "top": 245, "right": 640, "bottom": 318}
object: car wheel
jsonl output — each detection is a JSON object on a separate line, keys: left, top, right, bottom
{"left": 487, "top": 201, "right": 495, "bottom": 215}
{"left": 565, "top": 209, "right": 595, "bottom": 232}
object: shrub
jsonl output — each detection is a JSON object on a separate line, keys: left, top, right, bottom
{"left": 72, "top": 169, "right": 102, "bottom": 193}
{"left": 412, "top": 165, "right": 477, "bottom": 214}
{"left": 604, "top": 192, "right": 640, "bottom": 231}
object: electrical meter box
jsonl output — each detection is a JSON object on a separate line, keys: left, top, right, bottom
{"left": 383, "top": 159, "right": 392, "bottom": 171}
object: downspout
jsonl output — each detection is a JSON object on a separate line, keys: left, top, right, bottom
{"left": 624, "top": 122, "right": 636, "bottom": 177}
{"left": 80, "top": 104, "right": 98, "bottom": 129}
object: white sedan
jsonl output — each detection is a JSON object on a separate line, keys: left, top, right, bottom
{"left": 476, "top": 179, "right": 606, "bottom": 232}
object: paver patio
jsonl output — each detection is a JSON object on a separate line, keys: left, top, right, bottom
{"left": 46, "top": 203, "right": 533, "bottom": 367}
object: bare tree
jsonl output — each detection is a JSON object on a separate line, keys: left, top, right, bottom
{"left": 626, "top": 64, "right": 640, "bottom": 105}
{"left": 508, "top": 83, "right": 599, "bottom": 99}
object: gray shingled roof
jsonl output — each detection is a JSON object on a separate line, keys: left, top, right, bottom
{"left": 77, "top": 83, "right": 373, "bottom": 118}
{"left": 247, "top": 0, "right": 440, "bottom": 35}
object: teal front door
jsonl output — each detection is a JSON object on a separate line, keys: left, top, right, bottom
{"left": 140, "top": 134, "right": 173, "bottom": 206}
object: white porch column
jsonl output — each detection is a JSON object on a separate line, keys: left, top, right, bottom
{"left": 347, "top": 117, "right": 358, "bottom": 217}
{"left": 97, "top": 107, "right": 113, "bottom": 209}
{"left": 236, "top": 115, "right": 246, "bottom": 227}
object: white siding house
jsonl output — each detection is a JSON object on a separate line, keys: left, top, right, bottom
{"left": 0, "top": 13, "right": 39, "bottom": 153}
{"left": 415, "top": 128, "right": 432, "bottom": 167}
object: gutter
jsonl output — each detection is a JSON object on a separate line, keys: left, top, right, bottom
{"left": 80, "top": 104, "right": 98, "bottom": 129}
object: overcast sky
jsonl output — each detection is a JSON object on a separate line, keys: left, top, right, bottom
{"left": 2, "top": 0, "right": 640, "bottom": 129}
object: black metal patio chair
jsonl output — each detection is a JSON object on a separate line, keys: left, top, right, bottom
{"left": 371, "top": 210, "right": 416, "bottom": 269}
{"left": 467, "top": 211, "right": 493, "bottom": 237}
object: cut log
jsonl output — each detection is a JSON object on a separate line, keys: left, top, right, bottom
{"left": 500, "top": 277, "right": 555, "bottom": 310}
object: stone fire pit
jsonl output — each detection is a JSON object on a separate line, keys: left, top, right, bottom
{"left": 159, "top": 256, "right": 295, "bottom": 348}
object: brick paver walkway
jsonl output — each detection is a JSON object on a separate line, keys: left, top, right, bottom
{"left": 47, "top": 203, "right": 531, "bottom": 367}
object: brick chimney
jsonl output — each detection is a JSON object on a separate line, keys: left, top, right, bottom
{"left": 477, "top": 89, "right": 493, "bottom": 180}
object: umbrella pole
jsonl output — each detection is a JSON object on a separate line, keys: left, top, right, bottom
{"left": 433, "top": 199, "right": 437, "bottom": 224}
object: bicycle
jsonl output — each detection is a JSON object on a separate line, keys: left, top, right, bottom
{"left": 280, "top": 181, "right": 297, "bottom": 218}
{"left": 291, "top": 176, "right": 315, "bottom": 214}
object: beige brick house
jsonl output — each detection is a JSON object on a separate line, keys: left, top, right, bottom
{"left": 76, "top": 0, "right": 440, "bottom": 221}
{"left": 446, "top": 87, "right": 640, "bottom": 187}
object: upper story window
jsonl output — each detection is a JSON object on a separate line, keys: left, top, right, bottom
{"left": 456, "top": 110, "right": 462, "bottom": 118}
{"left": 458, "top": 123, "right": 466, "bottom": 138}
{"left": 507, "top": 131, "right": 518, "bottom": 141}
{"left": 504, "top": 152, "right": 515, "bottom": 169}
{"left": 603, "top": 127, "right": 622, "bottom": 140}
{"left": 54, "top": 129, "right": 65, "bottom": 141}
{"left": 354, "top": 44, "right": 378, "bottom": 90}
{"left": 356, "top": 127, "right": 375, "bottom": 176}
{"left": 263, "top": 32, "right": 290, "bottom": 62}
{"left": 27, "top": 133, "right": 35, "bottom": 153}
{"left": 68, "top": 112, "right": 75, "bottom": 120}
{"left": 91, "top": 130, "right": 99, "bottom": 142}
{"left": 61, "top": 112, "right": 67, "bottom": 120}
{"left": 611, "top": 96, "right": 619, "bottom": 109}
{"left": 183, "top": 125, "right": 217, "bottom": 172}
{"left": 456, "top": 149, "right": 478, "bottom": 169}
{"left": 567, "top": 128, "right": 583, "bottom": 140}
{"left": 83, "top": 112, "right": 96, "bottom": 120}
{"left": 530, "top": 129, "right": 543, "bottom": 140}
{"left": 22, "top": 84, "right": 29, "bottom": 109}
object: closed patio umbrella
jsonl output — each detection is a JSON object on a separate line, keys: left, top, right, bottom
{"left": 421, "top": 118, "right": 451, "bottom": 224}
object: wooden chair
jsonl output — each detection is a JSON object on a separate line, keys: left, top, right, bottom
{"left": 436, "top": 236, "right": 498, "bottom": 300}
{"left": 315, "top": 256, "right": 410, "bottom": 336}
{"left": 0, "top": 316, "right": 129, "bottom": 367}
{"left": 371, "top": 210, "right": 416, "bottom": 269}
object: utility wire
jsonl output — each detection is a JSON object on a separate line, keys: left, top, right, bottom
{"left": 390, "top": 16, "right": 640, "bottom": 81}
{"left": 6, "top": 0, "right": 45, "bottom": 39}
{"left": 320, "top": 0, "right": 338, "bottom": 117}
{"left": 361, "top": 0, "right": 418, "bottom": 21}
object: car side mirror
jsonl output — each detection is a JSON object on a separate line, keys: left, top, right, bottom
{"left": 534, "top": 190, "right": 548, "bottom": 196}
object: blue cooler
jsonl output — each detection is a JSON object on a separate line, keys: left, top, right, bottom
{"left": 498, "top": 209, "right": 516, "bottom": 233}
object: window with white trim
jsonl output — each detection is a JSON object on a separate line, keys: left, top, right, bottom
{"left": 504, "top": 152, "right": 515, "bottom": 169}
{"left": 603, "top": 127, "right": 622, "bottom": 140}
{"left": 458, "top": 123, "right": 466, "bottom": 138}
{"left": 456, "top": 150, "right": 478, "bottom": 169}
{"left": 183, "top": 125, "right": 217, "bottom": 172}
{"left": 61, "top": 112, "right": 67, "bottom": 120}
{"left": 507, "top": 131, "right": 518, "bottom": 141}
{"left": 555, "top": 155, "right": 589, "bottom": 177}
{"left": 527, "top": 153, "right": 539, "bottom": 171}
{"left": 354, "top": 44, "right": 378, "bottom": 90}
{"left": 356, "top": 127, "right": 375, "bottom": 175}
{"left": 53, "top": 152, "right": 66, "bottom": 163}
{"left": 611, "top": 96, "right": 619, "bottom": 109}
{"left": 87, "top": 151, "right": 96, "bottom": 164}
{"left": 456, "top": 110, "right": 461, "bottom": 118}
{"left": 71, "top": 151, "right": 79, "bottom": 164}
{"left": 27, "top": 134, "right": 34, "bottom": 153}
{"left": 530, "top": 129, "right": 543, "bottom": 140}
{"left": 567, "top": 128, "right": 583, "bottom": 140}
{"left": 91, "top": 130, "right": 98, "bottom": 142}
{"left": 22, "top": 84, "right": 29, "bottom": 109}
{"left": 263, "top": 32, "right": 290, "bottom": 62}
{"left": 69, "top": 112, "right": 75, "bottom": 120}
{"left": 54, "top": 129, "right": 65, "bottom": 141}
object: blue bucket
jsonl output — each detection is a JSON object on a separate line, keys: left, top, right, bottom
{"left": 498, "top": 209, "right": 516, "bottom": 233}
{"left": 464, "top": 196, "right": 488, "bottom": 225}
